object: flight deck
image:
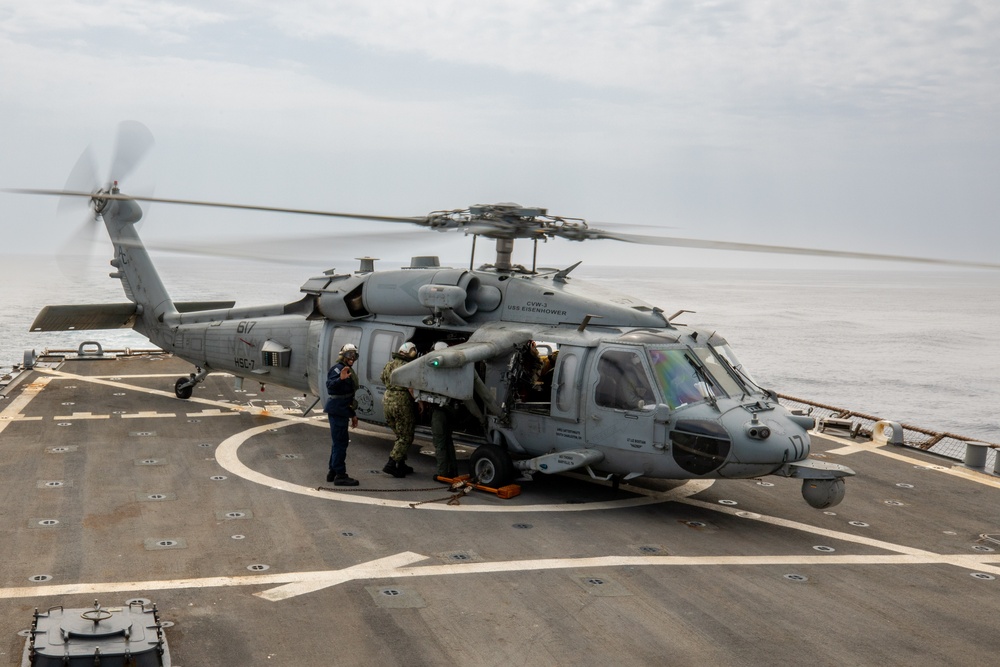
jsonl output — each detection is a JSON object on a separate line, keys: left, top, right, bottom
{"left": 1, "top": 351, "right": 998, "bottom": 666}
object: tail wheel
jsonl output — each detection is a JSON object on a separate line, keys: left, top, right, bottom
{"left": 174, "top": 378, "right": 193, "bottom": 400}
{"left": 469, "top": 443, "right": 515, "bottom": 487}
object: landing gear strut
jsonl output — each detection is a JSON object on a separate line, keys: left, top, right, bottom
{"left": 174, "top": 366, "right": 208, "bottom": 400}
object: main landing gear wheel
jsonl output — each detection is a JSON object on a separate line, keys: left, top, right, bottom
{"left": 174, "top": 377, "right": 193, "bottom": 400}
{"left": 469, "top": 443, "right": 516, "bottom": 487}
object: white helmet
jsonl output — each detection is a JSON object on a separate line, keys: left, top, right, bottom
{"left": 432, "top": 341, "right": 449, "bottom": 351}
{"left": 340, "top": 343, "right": 358, "bottom": 359}
{"left": 398, "top": 342, "right": 417, "bottom": 358}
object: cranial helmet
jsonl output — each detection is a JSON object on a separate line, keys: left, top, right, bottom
{"left": 340, "top": 343, "right": 358, "bottom": 359}
{"left": 432, "top": 341, "right": 449, "bottom": 351}
{"left": 398, "top": 342, "right": 418, "bottom": 358}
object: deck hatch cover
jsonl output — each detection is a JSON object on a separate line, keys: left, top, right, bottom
{"left": 26, "top": 602, "right": 171, "bottom": 665}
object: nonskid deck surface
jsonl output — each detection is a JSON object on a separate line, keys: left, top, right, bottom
{"left": 1, "top": 354, "right": 998, "bottom": 666}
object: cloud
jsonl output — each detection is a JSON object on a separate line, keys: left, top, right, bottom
{"left": 0, "top": 0, "right": 230, "bottom": 39}
{"left": 0, "top": 1, "right": 997, "bottom": 268}
{"left": 250, "top": 0, "right": 1000, "bottom": 119}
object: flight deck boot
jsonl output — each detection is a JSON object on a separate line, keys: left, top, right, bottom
{"left": 333, "top": 473, "right": 359, "bottom": 487}
{"left": 383, "top": 457, "right": 406, "bottom": 478}
{"left": 398, "top": 460, "right": 414, "bottom": 475}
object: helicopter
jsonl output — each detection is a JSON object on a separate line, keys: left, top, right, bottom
{"left": 9, "top": 123, "right": 1000, "bottom": 510}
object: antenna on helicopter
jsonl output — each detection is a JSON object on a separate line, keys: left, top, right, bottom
{"left": 577, "top": 314, "right": 603, "bottom": 332}
{"left": 668, "top": 309, "right": 696, "bottom": 322}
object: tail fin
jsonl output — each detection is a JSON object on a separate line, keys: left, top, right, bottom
{"left": 99, "top": 190, "right": 177, "bottom": 340}
{"left": 32, "top": 189, "right": 234, "bottom": 339}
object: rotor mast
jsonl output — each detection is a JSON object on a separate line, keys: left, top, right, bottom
{"left": 494, "top": 237, "right": 516, "bottom": 272}
{"left": 453, "top": 203, "right": 565, "bottom": 274}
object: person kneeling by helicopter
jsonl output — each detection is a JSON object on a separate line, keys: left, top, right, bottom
{"left": 381, "top": 342, "right": 421, "bottom": 478}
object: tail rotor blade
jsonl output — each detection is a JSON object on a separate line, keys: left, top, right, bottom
{"left": 56, "top": 217, "right": 104, "bottom": 276}
{"left": 108, "top": 120, "right": 154, "bottom": 184}
{"left": 54, "top": 145, "right": 102, "bottom": 276}
{"left": 57, "top": 145, "right": 99, "bottom": 217}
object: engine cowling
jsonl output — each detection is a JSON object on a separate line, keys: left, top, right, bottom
{"left": 361, "top": 269, "right": 500, "bottom": 318}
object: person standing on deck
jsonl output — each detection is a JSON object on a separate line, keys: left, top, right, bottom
{"left": 429, "top": 341, "right": 458, "bottom": 479}
{"left": 325, "top": 343, "right": 360, "bottom": 486}
{"left": 381, "top": 342, "right": 420, "bottom": 478}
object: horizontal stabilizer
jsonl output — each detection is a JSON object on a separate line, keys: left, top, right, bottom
{"left": 31, "top": 304, "right": 138, "bottom": 331}
{"left": 176, "top": 300, "right": 237, "bottom": 313}
{"left": 31, "top": 301, "right": 237, "bottom": 331}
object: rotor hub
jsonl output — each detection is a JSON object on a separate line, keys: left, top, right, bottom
{"left": 426, "top": 202, "right": 589, "bottom": 241}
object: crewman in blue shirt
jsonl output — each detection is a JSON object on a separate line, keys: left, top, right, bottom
{"left": 325, "top": 343, "right": 360, "bottom": 486}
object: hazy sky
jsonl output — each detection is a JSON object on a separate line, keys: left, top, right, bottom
{"left": 1, "top": 1, "right": 997, "bottom": 270}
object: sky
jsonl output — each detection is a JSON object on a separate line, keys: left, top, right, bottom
{"left": 1, "top": 0, "right": 998, "bottom": 271}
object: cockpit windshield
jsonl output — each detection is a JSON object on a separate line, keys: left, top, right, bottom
{"left": 647, "top": 348, "right": 716, "bottom": 409}
{"left": 711, "top": 343, "right": 757, "bottom": 387}
{"left": 692, "top": 347, "right": 747, "bottom": 397}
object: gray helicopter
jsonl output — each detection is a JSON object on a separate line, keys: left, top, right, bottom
{"left": 10, "top": 124, "right": 1000, "bottom": 509}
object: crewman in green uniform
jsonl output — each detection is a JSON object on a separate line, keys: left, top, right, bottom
{"left": 429, "top": 341, "right": 458, "bottom": 479}
{"left": 381, "top": 342, "right": 419, "bottom": 478}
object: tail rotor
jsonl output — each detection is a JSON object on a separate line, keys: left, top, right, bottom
{"left": 55, "top": 121, "right": 155, "bottom": 275}
{"left": 108, "top": 120, "right": 154, "bottom": 186}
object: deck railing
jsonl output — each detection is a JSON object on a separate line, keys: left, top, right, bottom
{"left": 779, "top": 393, "right": 998, "bottom": 470}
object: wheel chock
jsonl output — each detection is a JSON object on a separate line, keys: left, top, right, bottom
{"left": 433, "top": 474, "right": 521, "bottom": 499}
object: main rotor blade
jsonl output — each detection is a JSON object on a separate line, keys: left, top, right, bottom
{"left": 590, "top": 230, "right": 1000, "bottom": 270}
{"left": 124, "top": 194, "right": 427, "bottom": 224}
{"left": 118, "top": 240, "right": 319, "bottom": 266}
{"left": 5, "top": 184, "right": 994, "bottom": 270}
{"left": 127, "top": 229, "right": 440, "bottom": 265}
{"left": 2, "top": 189, "right": 430, "bottom": 226}
{"left": 108, "top": 121, "right": 154, "bottom": 184}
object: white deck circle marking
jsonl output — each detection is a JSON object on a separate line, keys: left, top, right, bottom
{"left": 4, "top": 369, "right": 994, "bottom": 603}
{"left": 214, "top": 421, "right": 713, "bottom": 512}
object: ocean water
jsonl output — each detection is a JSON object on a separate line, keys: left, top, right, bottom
{"left": 2, "top": 254, "right": 997, "bottom": 442}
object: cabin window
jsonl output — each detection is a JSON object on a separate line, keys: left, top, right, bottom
{"left": 330, "top": 326, "right": 362, "bottom": 365}
{"left": 555, "top": 352, "right": 578, "bottom": 413}
{"left": 647, "top": 348, "right": 708, "bottom": 410}
{"left": 594, "top": 350, "right": 654, "bottom": 410}
{"left": 369, "top": 330, "right": 403, "bottom": 382}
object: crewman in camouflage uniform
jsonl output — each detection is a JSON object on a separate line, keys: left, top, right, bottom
{"left": 381, "top": 342, "right": 419, "bottom": 478}
{"left": 429, "top": 341, "right": 458, "bottom": 479}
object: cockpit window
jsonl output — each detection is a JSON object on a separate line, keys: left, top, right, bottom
{"left": 595, "top": 350, "right": 655, "bottom": 410}
{"left": 693, "top": 347, "right": 746, "bottom": 397}
{"left": 647, "top": 348, "right": 713, "bottom": 409}
{"left": 712, "top": 343, "right": 757, "bottom": 387}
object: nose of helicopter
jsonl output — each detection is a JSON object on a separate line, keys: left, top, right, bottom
{"left": 719, "top": 410, "right": 812, "bottom": 470}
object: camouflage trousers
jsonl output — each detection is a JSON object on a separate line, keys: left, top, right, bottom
{"left": 384, "top": 391, "right": 416, "bottom": 461}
